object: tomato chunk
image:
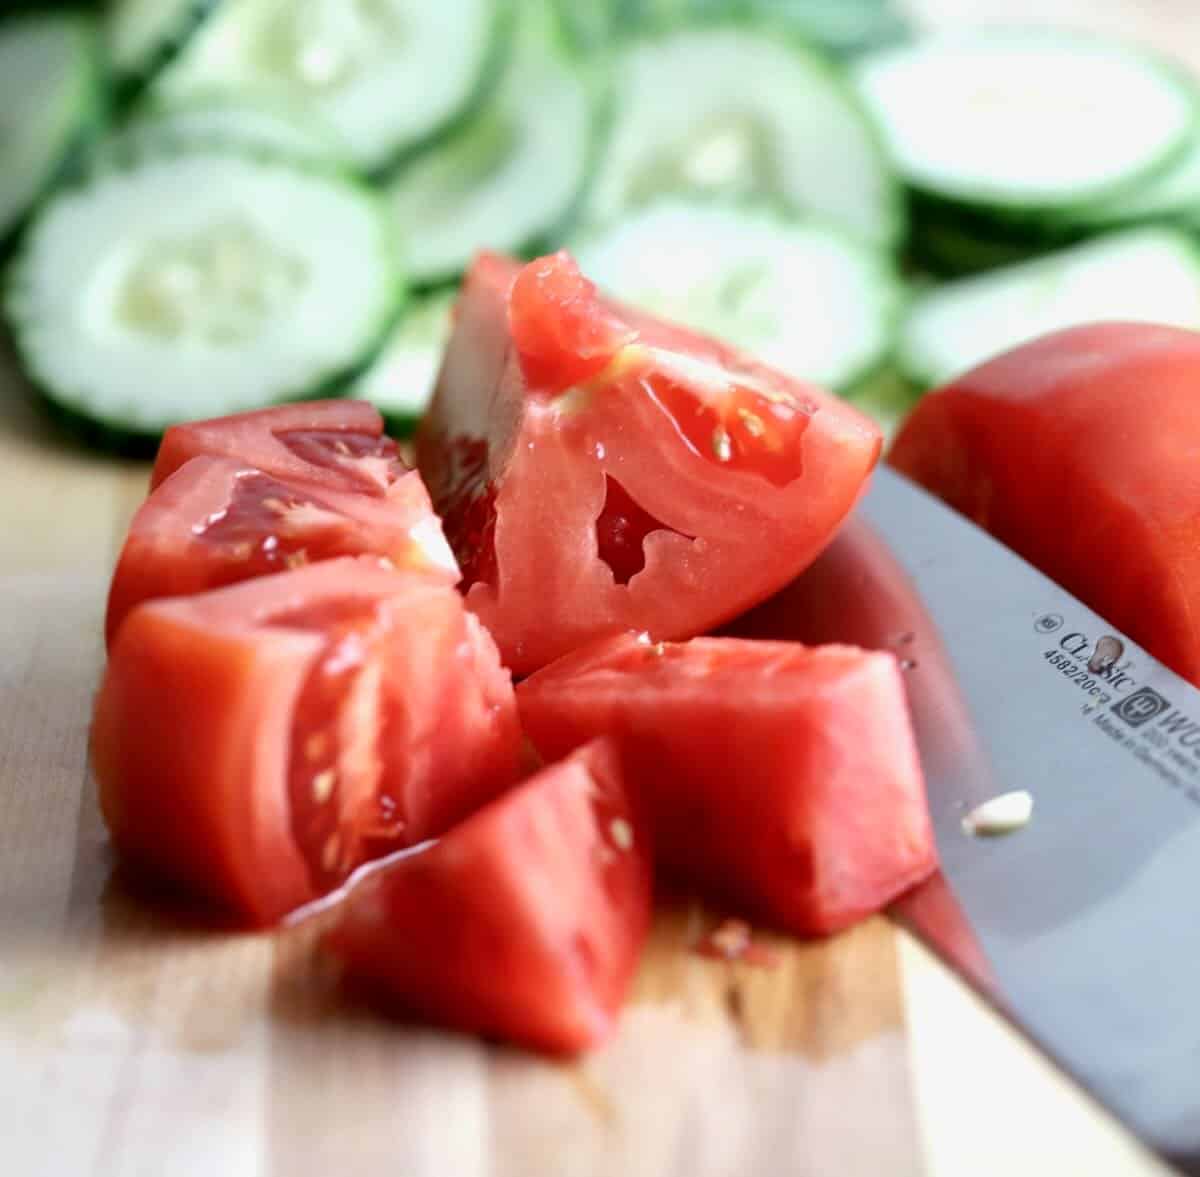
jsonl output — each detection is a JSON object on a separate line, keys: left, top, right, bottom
{"left": 889, "top": 322, "right": 1200, "bottom": 687}
{"left": 325, "top": 739, "right": 651, "bottom": 1055}
{"left": 417, "top": 252, "right": 881, "bottom": 675}
{"left": 92, "top": 558, "right": 521, "bottom": 925}
{"left": 106, "top": 457, "right": 457, "bottom": 648}
{"left": 152, "top": 400, "right": 407, "bottom": 497}
{"left": 517, "top": 634, "right": 936, "bottom": 936}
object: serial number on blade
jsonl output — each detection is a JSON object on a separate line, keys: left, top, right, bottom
{"left": 1042, "top": 649, "right": 1113, "bottom": 705}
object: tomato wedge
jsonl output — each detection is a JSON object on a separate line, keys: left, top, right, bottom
{"left": 325, "top": 739, "right": 651, "bottom": 1055}
{"left": 889, "top": 322, "right": 1200, "bottom": 687}
{"left": 416, "top": 252, "right": 882, "bottom": 674}
{"left": 152, "top": 400, "right": 408, "bottom": 498}
{"left": 106, "top": 456, "right": 457, "bottom": 648}
{"left": 517, "top": 633, "right": 936, "bottom": 935}
{"left": 92, "top": 557, "right": 521, "bottom": 925}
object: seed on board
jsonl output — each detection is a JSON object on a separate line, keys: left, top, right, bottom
{"left": 312, "top": 769, "right": 336, "bottom": 803}
{"left": 962, "top": 791, "right": 1034, "bottom": 837}
{"left": 737, "top": 408, "right": 765, "bottom": 437}
{"left": 322, "top": 833, "right": 341, "bottom": 873}
{"left": 711, "top": 425, "right": 733, "bottom": 462}
{"left": 609, "top": 818, "right": 634, "bottom": 851}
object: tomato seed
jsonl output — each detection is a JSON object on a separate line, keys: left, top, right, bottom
{"left": 609, "top": 818, "right": 634, "bottom": 851}
{"left": 710, "top": 426, "right": 733, "bottom": 462}
{"left": 312, "top": 770, "right": 336, "bottom": 803}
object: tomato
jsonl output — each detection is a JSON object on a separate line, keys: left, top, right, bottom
{"left": 889, "top": 322, "right": 1200, "bottom": 686}
{"left": 106, "top": 456, "right": 457, "bottom": 648}
{"left": 517, "top": 633, "right": 936, "bottom": 936}
{"left": 92, "top": 557, "right": 521, "bottom": 925}
{"left": 325, "top": 739, "right": 651, "bottom": 1054}
{"left": 151, "top": 400, "right": 408, "bottom": 497}
{"left": 416, "top": 252, "right": 882, "bottom": 675}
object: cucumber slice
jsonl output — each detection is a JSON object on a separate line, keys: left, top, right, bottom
{"left": 105, "top": 0, "right": 216, "bottom": 95}
{"left": 574, "top": 198, "right": 903, "bottom": 392}
{"left": 898, "top": 227, "right": 1200, "bottom": 389}
{"left": 583, "top": 25, "right": 902, "bottom": 248}
{"left": 157, "top": 0, "right": 511, "bottom": 173}
{"left": 853, "top": 33, "right": 1200, "bottom": 216}
{"left": 351, "top": 291, "right": 454, "bottom": 435}
{"left": 1063, "top": 128, "right": 1200, "bottom": 230}
{"left": 107, "top": 93, "right": 350, "bottom": 167}
{"left": 0, "top": 12, "right": 102, "bottom": 247}
{"left": 7, "top": 149, "right": 402, "bottom": 442}
{"left": 382, "top": 11, "right": 601, "bottom": 287}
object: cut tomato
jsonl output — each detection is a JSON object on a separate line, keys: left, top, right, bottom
{"left": 325, "top": 739, "right": 651, "bottom": 1055}
{"left": 416, "top": 252, "right": 882, "bottom": 675}
{"left": 889, "top": 322, "right": 1200, "bottom": 687}
{"left": 92, "top": 557, "right": 521, "bottom": 925}
{"left": 517, "top": 633, "right": 936, "bottom": 936}
{"left": 106, "top": 456, "right": 457, "bottom": 648}
{"left": 151, "top": 400, "right": 408, "bottom": 498}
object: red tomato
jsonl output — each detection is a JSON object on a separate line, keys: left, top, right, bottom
{"left": 325, "top": 739, "right": 651, "bottom": 1055}
{"left": 151, "top": 400, "right": 408, "bottom": 497}
{"left": 92, "top": 557, "right": 521, "bottom": 925}
{"left": 416, "top": 252, "right": 882, "bottom": 675}
{"left": 517, "top": 633, "right": 936, "bottom": 936}
{"left": 106, "top": 456, "right": 457, "bottom": 648}
{"left": 889, "top": 322, "right": 1200, "bottom": 686}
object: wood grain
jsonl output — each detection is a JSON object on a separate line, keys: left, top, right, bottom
{"left": 1, "top": 3, "right": 1194, "bottom": 1172}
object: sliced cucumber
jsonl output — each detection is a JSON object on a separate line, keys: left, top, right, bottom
{"left": 157, "top": 0, "right": 511, "bottom": 173}
{"left": 1063, "top": 127, "right": 1200, "bottom": 230}
{"left": 0, "top": 12, "right": 102, "bottom": 247}
{"left": 898, "top": 227, "right": 1200, "bottom": 389}
{"left": 7, "top": 149, "right": 402, "bottom": 442}
{"left": 853, "top": 33, "right": 1200, "bottom": 217}
{"left": 583, "top": 25, "right": 902, "bottom": 248}
{"left": 105, "top": 93, "right": 350, "bottom": 168}
{"left": 745, "top": 0, "right": 907, "bottom": 57}
{"left": 105, "top": 0, "right": 216, "bottom": 96}
{"left": 574, "top": 198, "right": 903, "bottom": 393}
{"left": 351, "top": 291, "right": 454, "bottom": 435}
{"left": 382, "top": 9, "right": 601, "bottom": 287}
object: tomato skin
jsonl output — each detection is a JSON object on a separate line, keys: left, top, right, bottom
{"left": 325, "top": 739, "right": 651, "bottom": 1055}
{"left": 517, "top": 634, "right": 936, "bottom": 936}
{"left": 417, "top": 253, "right": 882, "bottom": 676}
{"left": 92, "top": 558, "right": 521, "bottom": 926}
{"left": 106, "top": 456, "right": 457, "bottom": 649}
{"left": 889, "top": 322, "right": 1200, "bottom": 687}
{"left": 152, "top": 401, "right": 407, "bottom": 497}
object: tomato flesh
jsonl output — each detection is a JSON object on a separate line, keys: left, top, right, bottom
{"left": 106, "top": 456, "right": 457, "bottom": 648}
{"left": 517, "top": 633, "right": 937, "bottom": 936}
{"left": 152, "top": 400, "right": 408, "bottom": 497}
{"left": 889, "top": 322, "right": 1200, "bottom": 687}
{"left": 325, "top": 739, "right": 652, "bottom": 1054}
{"left": 417, "top": 252, "right": 882, "bottom": 674}
{"left": 92, "top": 558, "right": 521, "bottom": 925}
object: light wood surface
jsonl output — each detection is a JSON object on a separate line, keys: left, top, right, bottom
{"left": 0, "top": 3, "right": 1194, "bottom": 1173}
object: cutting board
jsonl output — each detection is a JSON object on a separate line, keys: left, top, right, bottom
{"left": 0, "top": 3, "right": 1192, "bottom": 1172}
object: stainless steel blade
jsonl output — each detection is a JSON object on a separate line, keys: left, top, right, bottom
{"left": 733, "top": 466, "right": 1200, "bottom": 1175}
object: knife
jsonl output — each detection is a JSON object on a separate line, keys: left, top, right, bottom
{"left": 733, "top": 466, "right": 1200, "bottom": 1176}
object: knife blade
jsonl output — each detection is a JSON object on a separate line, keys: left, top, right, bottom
{"left": 732, "top": 466, "right": 1200, "bottom": 1175}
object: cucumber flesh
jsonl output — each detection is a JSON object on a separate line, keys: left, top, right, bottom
{"left": 899, "top": 227, "right": 1200, "bottom": 389}
{"left": 105, "top": 0, "right": 214, "bottom": 93}
{"left": 0, "top": 13, "right": 101, "bottom": 245}
{"left": 107, "top": 94, "right": 349, "bottom": 167}
{"left": 351, "top": 291, "right": 454, "bottom": 434}
{"left": 7, "top": 149, "right": 402, "bottom": 438}
{"left": 157, "top": 0, "right": 509, "bottom": 173}
{"left": 574, "top": 198, "right": 902, "bottom": 392}
{"left": 853, "top": 34, "right": 1200, "bottom": 214}
{"left": 584, "top": 25, "right": 902, "bottom": 248}
{"left": 382, "top": 11, "right": 599, "bottom": 286}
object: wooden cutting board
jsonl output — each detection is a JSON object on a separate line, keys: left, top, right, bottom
{"left": 0, "top": 3, "right": 1192, "bottom": 1172}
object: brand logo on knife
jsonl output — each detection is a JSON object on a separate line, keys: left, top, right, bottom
{"left": 1112, "top": 687, "right": 1172, "bottom": 728}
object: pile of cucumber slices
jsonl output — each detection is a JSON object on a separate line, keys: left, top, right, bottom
{"left": 4, "top": 0, "right": 1200, "bottom": 449}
